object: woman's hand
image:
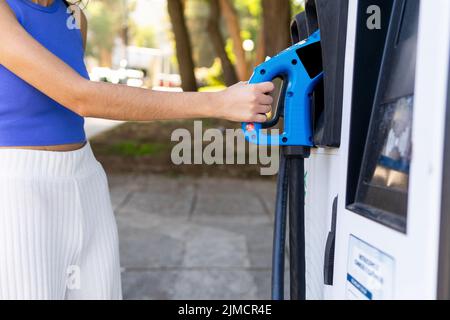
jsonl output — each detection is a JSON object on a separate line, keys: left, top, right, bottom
{"left": 0, "top": 1, "right": 275, "bottom": 123}
{"left": 215, "top": 82, "right": 275, "bottom": 123}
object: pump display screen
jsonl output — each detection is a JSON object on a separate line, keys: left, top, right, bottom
{"left": 348, "top": 0, "right": 420, "bottom": 232}
{"left": 355, "top": 95, "right": 413, "bottom": 218}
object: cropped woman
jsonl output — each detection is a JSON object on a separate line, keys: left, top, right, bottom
{"left": 0, "top": 0, "right": 274, "bottom": 299}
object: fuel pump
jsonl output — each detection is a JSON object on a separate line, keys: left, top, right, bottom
{"left": 308, "top": 0, "right": 450, "bottom": 299}
{"left": 244, "top": 0, "right": 450, "bottom": 300}
{"left": 243, "top": 0, "right": 348, "bottom": 300}
{"left": 243, "top": 29, "right": 323, "bottom": 300}
{"left": 332, "top": 0, "right": 450, "bottom": 299}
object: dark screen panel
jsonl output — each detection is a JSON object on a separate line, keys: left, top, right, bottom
{"left": 346, "top": 0, "right": 394, "bottom": 207}
{"left": 348, "top": 0, "right": 420, "bottom": 233}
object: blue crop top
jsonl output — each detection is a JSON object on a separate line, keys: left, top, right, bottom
{"left": 0, "top": 0, "right": 89, "bottom": 146}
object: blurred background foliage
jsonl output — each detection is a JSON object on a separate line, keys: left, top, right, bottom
{"left": 83, "top": 0, "right": 305, "bottom": 91}
{"left": 83, "top": 0, "right": 305, "bottom": 177}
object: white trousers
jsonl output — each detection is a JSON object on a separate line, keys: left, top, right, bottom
{"left": 0, "top": 144, "right": 122, "bottom": 300}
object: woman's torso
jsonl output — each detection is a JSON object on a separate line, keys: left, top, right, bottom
{"left": 0, "top": 0, "right": 89, "bottom": 151}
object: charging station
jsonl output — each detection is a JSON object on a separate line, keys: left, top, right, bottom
{"left": 332, "top": 0, "right": 450, "bottom": 300}
{"left": 307, "top": 0, "right": 450, "bottom": 299}
{"left": 246, "top": 0, "right": 450, "bottom": 299}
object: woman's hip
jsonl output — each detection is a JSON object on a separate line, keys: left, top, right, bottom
{"left": 0, "top": 142, "right": 102, "bottom": 179}
{"left": 0, "top": 143, "right": 120, "bottom": 299}
{"left": 0, "top": 142, "right": 114, "bottom": 228}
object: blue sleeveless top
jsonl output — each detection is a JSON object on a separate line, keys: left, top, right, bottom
{"left": 0, "top": 0, "right": 88, "bottom": 146}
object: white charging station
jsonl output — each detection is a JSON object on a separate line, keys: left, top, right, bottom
{"left": 303, "top": 0, "right": 450, "bottom": 300}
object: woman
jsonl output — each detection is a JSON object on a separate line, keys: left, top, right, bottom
{"left": 0, "top": 0, "right": 274, "bottom": 299}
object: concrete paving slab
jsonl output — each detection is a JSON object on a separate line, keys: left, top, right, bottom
{"left": 189, "top": 221, "right": 273, "bottom": 269}
{"left": 172, "top": 269, "right": 259, "bottom": 300}
{"left": 116, "top": 211, "right": 183, "bottom": 232}
{"left": 121, "top": 270, "right": 179, "bottom": 300}
{"left": 119, "top": 226, "right": 185, "bottom": 269}
{"left": 182, "top": 225, "right": 250, "bottom": 268}
{"left": 107, "top": 174, "right": 278, "bottom": 300}
{"left": 194, "top": 193, "right": 268, "bottom": 218}
{"left": 107, "top": 174, "right": 145, "bottom": 210}
{"left": 121, "top": 269, "right": 274, "bottom": 300}
{"left": 119, "top": 190, "right": 195, "bottom": 220}
{"left": 251, "top": 271, "right": 272, "bottom": 300}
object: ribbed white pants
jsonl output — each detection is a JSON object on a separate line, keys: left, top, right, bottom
{"left": 0, "top": 144, "right": 122, "bottom": 300}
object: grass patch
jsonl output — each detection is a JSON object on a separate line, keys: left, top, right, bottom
{"left": 90, "top": 120, "right": 275, "bottom": 180}
{"left": 109, "top": 141, "right": 168, "bottom": 157}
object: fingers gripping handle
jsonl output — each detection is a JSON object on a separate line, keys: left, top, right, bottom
{"left": 242, "top": 30, "right": 323, "bottom": 147}
{"left": 242, "top": 61, "right": 285, "bottom": 146}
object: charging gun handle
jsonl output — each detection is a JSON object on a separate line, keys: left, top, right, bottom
{"left": 242, "top": 33, "right": 323, "bottom": 147}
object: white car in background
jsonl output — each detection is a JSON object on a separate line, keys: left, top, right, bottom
{"left": 89, "top": 67, "right": 145, "bottom": 88}
{"left": 152, "top": 73, "right": 182, "bottom": 92}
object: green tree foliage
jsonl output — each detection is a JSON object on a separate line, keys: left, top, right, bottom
{"left": 234, "top": 0, "right": 262, "bottom": 41}
{"left": 85, "top": 1, "right": 119, "bottom": 60}
{"left": 85, "top": 0, "right": 136, "bottom": 64}
{"left": 291, "top": 0, "right": 305, "bottom": 16}
{"left": 184, "top": 0, "right": 216, "bottom": 68}
{"left": 182, "top": 0, "right": 302, "bottom": 87}
{"left": 184, "top": 0, "right": 261, "bottom": 68}
{"left": 129, "top": 23, "right": 157, "bottom": 48}
{"left": 85, "top": 0, "right": 303, "bottom": 84}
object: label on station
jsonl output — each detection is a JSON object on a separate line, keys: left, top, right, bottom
{"left": 346, "top": 235, "right": 395, "bottom": 300}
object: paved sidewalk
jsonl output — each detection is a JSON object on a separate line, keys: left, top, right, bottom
{"left": 84, "top": 118, "right": 123, "bottom": 139}
{"left": 108, "top": 174, "right": 277, "bottom": 300}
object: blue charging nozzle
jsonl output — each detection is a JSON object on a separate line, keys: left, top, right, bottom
{"left": 242, "top": 30, "right": 323, "bottom": 146}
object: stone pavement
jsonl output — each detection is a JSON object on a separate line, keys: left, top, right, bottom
{"left": 108, "top": 174, "right": 277, "bottom": 300}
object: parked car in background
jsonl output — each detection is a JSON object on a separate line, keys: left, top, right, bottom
{"left": 89, "top": 67, "right": 145, "bottom": 88}
{"left": 152, "top": 73, "right": 182, "bottom": 92}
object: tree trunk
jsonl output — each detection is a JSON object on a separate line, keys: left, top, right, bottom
{"left": 254, "top": 25, "right": 266, "bottom": 66}
{"left": 219, "top": 0, "right": 249, "bottom": 81}
{"left": 261, "top": 0, "right": 292, "bottom": 57}
{"left": 208, "top": 0, "right": 238, "bottom": 86}
{"left": 99, "top": 48, "right": 112, "bottom": 67}
{"left": 167, "top": 0, "right": 198, "bottom": 91}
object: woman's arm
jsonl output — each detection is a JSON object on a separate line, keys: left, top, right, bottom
{"left": 0, "top": 1, "right": 274, "bottom": 123}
